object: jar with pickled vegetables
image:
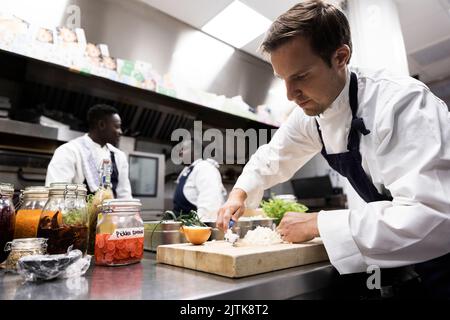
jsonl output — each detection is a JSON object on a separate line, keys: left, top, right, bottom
{"left": 95, "top": 199, "right": 144, "bottom": 266}
{"left": 14, "top": 186, "right": 49, "bottom": 239}
{"left": 37, "top": 183, "right": 88, "bottom": 255}
{"left": 0, "top": 183, "right": 15, "bottom": 263}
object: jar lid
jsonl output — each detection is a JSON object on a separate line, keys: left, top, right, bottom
{"left": 49, "top": 183, "right": 87, "bottom": 196}
{"left": 0, "top": 183, "right": 14, "bottom": 196}
{"left": 101, "top": 199, "right": 142, "bottom": 208}
{"left": 4, "top": 238, "right": 47, "bottom": 252}
{"left": 22, "top": 186, "right": 49, "bottom": 197}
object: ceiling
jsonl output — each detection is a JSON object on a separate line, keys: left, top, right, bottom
{"left": 138, "top": 0, "right": 450, "bottom": 87}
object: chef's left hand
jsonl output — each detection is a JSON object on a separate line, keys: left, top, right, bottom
{"left": 276, "top": 212, "right": 320, "bottom": 243}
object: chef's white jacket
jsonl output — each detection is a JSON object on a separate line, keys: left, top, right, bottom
{"left": 178, "top": 158, "right": 226, "bottom": 221}
{"left": 46, "top": 134, "right": 132, "bottom": 199}
{"left": 234, "top": 67, "right": 450, "bottom": 274}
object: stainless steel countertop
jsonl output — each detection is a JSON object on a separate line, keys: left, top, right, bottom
{"left": 0, "top": 252, "right": 335, "bottom": 300}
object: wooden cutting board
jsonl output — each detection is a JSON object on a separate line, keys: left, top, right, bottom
{"left": 156, "top": 238, "right": 328, "bottom": 278}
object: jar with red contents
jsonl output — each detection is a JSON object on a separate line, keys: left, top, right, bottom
{"left": 0, "top": 183, "right": 16, "bottom": 264}
{"left": 94, "top": 199, "right": 144, "bottom": 266}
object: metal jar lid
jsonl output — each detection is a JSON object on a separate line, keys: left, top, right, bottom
{"left": 0, "top": 183, "right": 14, "bottom": 197}
{"left": 21, "top": 186, "right": 49, "bottom": 199}
{"left": 4, "top": 238, "right": 48, "bottom": 252}
{"left": 102, "top": 199, "right": 142, "bottom": 207}
{"left": 101, "top": 199, "right": 142, "bottom": 207}
{"left": 100, "top": 199, "right": 142, "bottom": 214}
{"left": 48, "top": 183, "right": 87, "bottom": 197}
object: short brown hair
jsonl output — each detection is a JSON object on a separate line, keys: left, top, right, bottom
{"left": 259, "top": 0, "right": 352, "bottom": 67}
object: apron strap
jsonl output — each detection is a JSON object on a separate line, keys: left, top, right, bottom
{"left": 110, "top": 151, "right": 119, "bottom": 198}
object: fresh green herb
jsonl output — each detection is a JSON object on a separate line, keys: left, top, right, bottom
{"left": 261, "top": 197, "right": 308, "bottom": 225}
{"left": 163, "top": 210, "right": 207, "bottom": 227}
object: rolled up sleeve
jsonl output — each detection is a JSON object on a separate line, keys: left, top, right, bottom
{"left": 235, "top": 108, "right": 322, "bottom": 208}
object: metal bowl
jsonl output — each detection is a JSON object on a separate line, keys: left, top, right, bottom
{"left": 144, "top": 221, "right": 187, "bottom": 251}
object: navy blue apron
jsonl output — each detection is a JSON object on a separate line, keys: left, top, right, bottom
{"left": 317, "top": 72, "right": 450, "bottom": 299}
{"left": 84, "top": 151, "right": 119, "bottom": 198}
{"left": 109, "top": 151, "right": 119, "bottom": 198}
{"left": 173, "top": 165, "right": 197, "bottom": 216}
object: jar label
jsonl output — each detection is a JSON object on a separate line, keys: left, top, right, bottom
{"left": 108, "top": 227, "right": 144, "bottom": 240}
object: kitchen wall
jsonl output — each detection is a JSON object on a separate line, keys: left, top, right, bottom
{"left": 67, "top": 0, "right": 276, "bottom": 108}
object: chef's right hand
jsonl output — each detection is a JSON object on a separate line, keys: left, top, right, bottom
{"left": 216, "top": 188, "right": 247, "bottom": 231}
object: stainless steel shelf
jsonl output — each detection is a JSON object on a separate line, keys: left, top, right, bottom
{"left": 0, "top": 118, "right": 57, "bottom": 140}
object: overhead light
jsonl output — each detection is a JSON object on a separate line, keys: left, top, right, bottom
{"left": 201, "top": 0, "right": 272, "bottom": 49}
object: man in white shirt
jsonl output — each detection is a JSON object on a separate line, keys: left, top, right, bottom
{"left": 216, "top": 1, "right": 450, "bottom": 298}
{"left": 46, "top": 104, "right": 132, "bottom": 199}
{"left": 173, "top": 139, "right": 226, "bottom": 221}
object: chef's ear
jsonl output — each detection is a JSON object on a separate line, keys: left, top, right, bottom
{"left": 98, "top": 119, "right": 106, "bottom": 130}
{"left": 333, "top": 44, "right": 351, "bottom": 69}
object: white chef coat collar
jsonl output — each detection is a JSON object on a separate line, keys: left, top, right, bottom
{"left": 191, "top": 158, "right": 203, "bottom": 167}
{"left": 205, "top": 158, "right": 220, "bottom": 168}
{"left": 316, "top": 68, "right": 351, "bottom": 120}
{"left": 190, "top": 158, "right": 219, "bottom": 168}
{"left": 176, "top": 159, "right": 198, "bottom": 184}
{"left": 85, "top": 134, "right": 110, "bottom": 151}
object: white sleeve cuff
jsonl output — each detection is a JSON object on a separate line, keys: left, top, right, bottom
{"left": 318, "top": 209, "right": 368, "bottom": 274}
{"left": 234, "top": 174, "right": 264, "bottom": 209}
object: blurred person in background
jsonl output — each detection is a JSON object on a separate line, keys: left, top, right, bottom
{"left": 173, "top": 138, "right": 226, "bottom": 222}
{"left": 46, "top": 104, "right": 132, "bottom": 198}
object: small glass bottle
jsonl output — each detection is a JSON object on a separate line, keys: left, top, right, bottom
{"left": 87, "top": 159, "right": 114, "bottom": 255}
{"left": 4, "top": 238, "right": 47, "bottom": 272}
{"left": 95, "top": 199, "right": 144, "bottom": 266}
{"left": 37, "top": 183, "right": 88, "bottom": 255}
{"left": 0, "top": 183, "right": 15, "bottom": 263}
{"left": 14, "top": 186, "right": 49, "bottom": 239}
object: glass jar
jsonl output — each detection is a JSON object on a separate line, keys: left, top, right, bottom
{"left": 37, "top": 183, "right": 88, "bottom": 255}
{"left": 14, "top": 186, "right": 49, "bottom": 239}
{"left": 95, "top": 199, "right": 144, "bottom": 266}
{"left": 0, "top": 183, "right": 15, "bottom": 263}
{"left": 4, "top": 238, "right": 47, "bottom": 272}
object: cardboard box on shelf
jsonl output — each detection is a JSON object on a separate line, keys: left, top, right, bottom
{"left": 117, "top": 59, "right": 161, "bottom": 91}
{"left": 55, "top": 27, "right": 86, "bottom": 68}
{"left": 0, "top": 14, "right": 30, "bottom": 55}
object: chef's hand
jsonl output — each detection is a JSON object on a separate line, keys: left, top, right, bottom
{"left": 216, "top": 188, "right": 247, "bottom": 231}
{"left": 276, "top": 212, "right": 320, "bottom": 243}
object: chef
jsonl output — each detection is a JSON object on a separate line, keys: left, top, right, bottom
{"left": 46, "top": 104, "right": 132, "bottom": 199}
{"left": 173, "top": 139, "right": 226, "bottom": 221}
{"left": 216, "top": 0, "right": 450, "bottom": 299}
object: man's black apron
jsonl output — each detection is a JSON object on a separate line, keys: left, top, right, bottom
{"left": 84, "top": 151, "right": 119, "bottom": 198}
{"left": 173, "top": 164, "right": 197, "bottom": 216}
{"left": 316, "top": 72, "right": 450, "bottom": 299}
